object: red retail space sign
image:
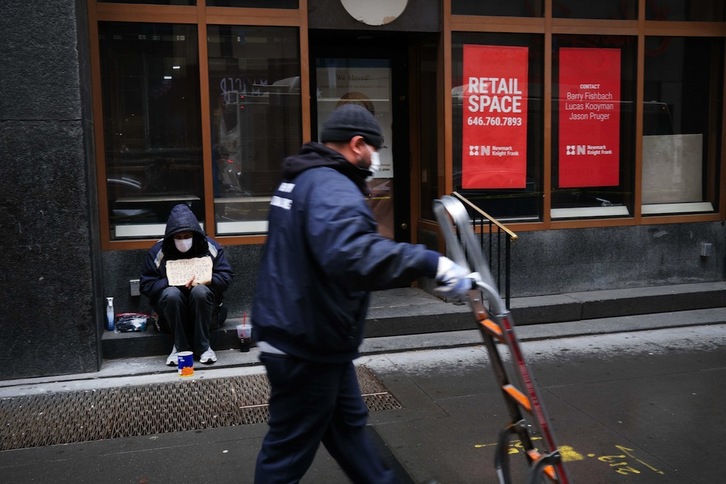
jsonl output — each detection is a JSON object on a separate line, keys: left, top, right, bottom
{"left": 558, "top": 47, "right": 621, "bottom": 188}
{"left": 462, "top": 45, "right": 529, "bottom": 189}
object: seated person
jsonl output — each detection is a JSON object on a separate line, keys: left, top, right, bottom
{"left": 140, "top": 204, "right": 234, "bottom": 366}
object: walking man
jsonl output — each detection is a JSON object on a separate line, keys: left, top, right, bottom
{"left": 251, "top": 104, "right": 473, "bottom": 483}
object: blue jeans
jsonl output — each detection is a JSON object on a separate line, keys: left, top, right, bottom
{"left": 255, "top": 353, "right": 399, "bottom": 484}
{"left": 158, "top": 285, "right": 214, "bottom": 355}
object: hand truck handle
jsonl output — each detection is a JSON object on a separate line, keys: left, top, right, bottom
{"left": 433, "top": 195, "right": 506, "bottom": 315}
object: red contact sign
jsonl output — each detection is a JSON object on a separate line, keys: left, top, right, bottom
{"left": 558, "top": 48, "right": 621, "bottom": 188}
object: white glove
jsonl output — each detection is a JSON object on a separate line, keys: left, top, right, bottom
{"left": 434, "top": 257, "right": 475, "bottom": 298}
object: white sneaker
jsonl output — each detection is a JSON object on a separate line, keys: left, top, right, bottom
{"left": 166, "top": 345, "right": 178, "bottom": 366}
{"left": 200, "top": 348, "right": 217, "bottom": 364}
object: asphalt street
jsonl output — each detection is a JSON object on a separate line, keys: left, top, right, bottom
{"left": 1, "top": 323, "right": 725, "bottom": 483}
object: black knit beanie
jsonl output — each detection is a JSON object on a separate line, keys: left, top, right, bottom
{"left": 320, "top": 103, "right": 384, "bottom": 149}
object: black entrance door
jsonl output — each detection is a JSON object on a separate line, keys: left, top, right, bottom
{"left": 310, "top": 31, "right": 411, "bottom": 242}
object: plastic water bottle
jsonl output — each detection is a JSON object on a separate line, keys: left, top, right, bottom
{"left": 106, "top": 297, "right": 115, "bottom": 332}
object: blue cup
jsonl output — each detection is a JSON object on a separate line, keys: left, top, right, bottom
{"left": 177, "top": 351, "right": 194, "bottom": 376}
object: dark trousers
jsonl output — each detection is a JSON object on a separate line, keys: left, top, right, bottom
{"left": 255, "top": 353, "right": 398, "bottom": 484}
{"left": 158, "top": 285, "right": 214, "bottom": 355}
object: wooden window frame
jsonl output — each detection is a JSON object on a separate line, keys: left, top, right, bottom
{"left": 88, "top": 0, "right": 726, "bottom": 251}
{"left": 87, "top": 0, "right": 310, "bottom": 250}
{"left": 444, "top": 0, "right": 726, "bottom": 234}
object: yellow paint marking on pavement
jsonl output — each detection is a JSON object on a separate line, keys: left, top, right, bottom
{"left": 473, "top": 440, "right": 666, "bottom": 478}
{"left": 559, "top": 445, "right": 584, "bottom": 462}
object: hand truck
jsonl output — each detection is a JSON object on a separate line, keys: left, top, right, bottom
{"left": 434, "top": 195, "right": 570, "bottom": 484}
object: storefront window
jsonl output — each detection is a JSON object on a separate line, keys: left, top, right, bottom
{"left": 551, "top": 35, "right": 637, "bottom": 219}
{"left": 208, "top": 26, "right": 301, "bottom": 235}
{"left": 641, "top": 37, "right": 723, "bottom": 215}
{"left": 452, "top": 0, "right": 543, "bottom": 17}
{"left": 207, "top": 0, "right": 297, "bottom": 6}
{"left": 452, "top": 33, "right": 544, "bottom": 221}
{"left": 100, "top": 0, "right": 195, "bottom": 4}
{"left": 552, "top": 0, "right": 636, "bottom": 20}
{"left": 99, "top": 0, "right": 298, "bottom": 6}
{"left": 646, "top": 1, "right": 726, "bottom": 21}
{"left": 99, "top": 22, "right": 203, "bottom": 239}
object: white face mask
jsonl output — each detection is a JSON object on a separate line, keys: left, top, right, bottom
{"left": 369, "top": 151, "right": 381, "bottom": 174}
{"left": 174, "top": 237, "right": 193, "bottom": 253}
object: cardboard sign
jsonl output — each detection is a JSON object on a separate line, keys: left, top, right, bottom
{"left": 166, "top": 256, "right": 213, "bottom": 286}
{"left": 558, "top": 47, "right": 621, "bottom": 187}
{"left": 462, "top": 45, "right": 529, "bottom": 189}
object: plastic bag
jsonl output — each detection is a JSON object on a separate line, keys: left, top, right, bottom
{"left": 115, "top": 313, "right": 150, "bottom": 332}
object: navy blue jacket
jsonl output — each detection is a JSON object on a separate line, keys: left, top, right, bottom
{"left": 251, "top": 142, "right": 439, "bottom": 363}
{"left": 140, "top": 204, "right": 234, "bottom": 305}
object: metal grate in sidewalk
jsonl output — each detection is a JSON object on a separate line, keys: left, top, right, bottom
{"left": 0, "top": 366, "right": 401, "bottom": 451}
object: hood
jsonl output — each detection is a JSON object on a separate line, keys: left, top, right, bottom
{"left": 282, "top": 142, "right": 371, "bottom": 196}
{"left": 164, "top": 204, "right": 204, "bottom": 239}
{"left": 162, "top": 204, "right": 208, "bottom": 257}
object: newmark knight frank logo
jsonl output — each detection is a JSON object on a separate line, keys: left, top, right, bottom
{"left": 566, "top": 145, "right": 586, "bottom": 155}
{"left": 469, "top": 145, "right": 494, "bottom": 156}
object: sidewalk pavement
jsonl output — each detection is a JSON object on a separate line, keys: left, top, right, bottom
{"left": 3, "top": 304, "right": 726, "bottom": 397}
{"left": 1, "top": 307, "right": 725, "bottom": 483}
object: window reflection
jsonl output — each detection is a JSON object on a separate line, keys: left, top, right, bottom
{"left": 207, "top": 26, "right": 301, "bottom": 235}
{"left": 452, "top": 0, "right": 543, "bottom": 17}
{"left": 206, "top": 0, "right": 297, "bottom": 7}
{"left": 646, "top": 1, "right": 726, "bottom": 21}
{"left": 552, "top": 0, "right": 636, "bottom": 19}
{"left": 551, "top": 35, "right": 637, "bottom": 219}
{"left": 452, "top": 33, "right": 545, "bottom": 221}
{"left": 642, "top": 37, "right": 723, "bottom": 214}
{"left": 100, "top": 23, "right": 203, "bottom": 239}
{"left": 99, "top": 0, "right": 194, "bottom": 5}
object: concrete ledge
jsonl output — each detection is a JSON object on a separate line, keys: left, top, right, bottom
{"left": 101, "top": 321, "right": 251, "bottom": 359}
{"left": 577, "top": 283, "right": 726, "bottom": 319}
{"left": 361, "top": 306, "right": 726, "bottom": 355}
{"left": 509, "top": 294, "right": 584, "bottom": 325}
{"left": 510, "top": 282, "right": 726, "bottom": 324}
{"left": 102, "top": 282, "right": 726, "bottom": 359}
{"left": 365, "top": 287, "right": 472, "bottom": 337}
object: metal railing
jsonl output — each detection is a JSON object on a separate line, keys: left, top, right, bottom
{"left": 451, "top": 191, "right": 518, "bottom": 309}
